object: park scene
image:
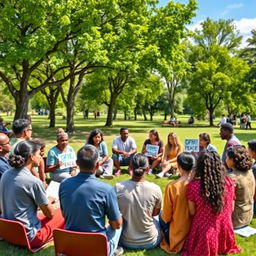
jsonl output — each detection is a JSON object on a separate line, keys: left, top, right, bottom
{"left": 0, "top": 0, "right": 256, "bottom": 255}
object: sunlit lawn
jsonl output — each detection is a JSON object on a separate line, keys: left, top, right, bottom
{"left": 0, "top": 113, "right": 256, "bottom": 255}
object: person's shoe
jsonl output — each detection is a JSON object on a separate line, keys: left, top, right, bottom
{"left": 114, "top": 246, "right": 124, "bottom": 256}
{"left": 114, "top": 169, "right": 121, "bottom": 176}
{"left": 100, "top": 174, "right": 114, "bottom": 180}
{"left": 128, "top": 169, "right": 133, "bottom": 176}
{"left": 148, "top": 168, "right": 153, "bottom": 175}
{"left": 156, "top": 172, "right": 164, "bottom": 178}
{"left": 164, "top": 172, "right": 173, "bottom": 178}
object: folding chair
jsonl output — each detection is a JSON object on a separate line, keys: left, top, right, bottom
{"left": 0, "top": 218, "right": 51, "bottom": 252}
{"left": 53, "top": 229, "right": 108, "bottom": 256}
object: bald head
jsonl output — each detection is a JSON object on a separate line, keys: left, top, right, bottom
{"left": 0, "top": 133, "right": 11, "bottom": 156}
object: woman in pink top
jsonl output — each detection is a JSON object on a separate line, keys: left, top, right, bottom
{"left": 182, "top": 151, "right": 241, "bottom": 256}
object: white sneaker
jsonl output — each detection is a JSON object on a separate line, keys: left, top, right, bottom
{"left": 114, "top": 246, "right": 124, "bottom": 256}
{"left": 156, "top": 172, "right": 164, "bottom": 178}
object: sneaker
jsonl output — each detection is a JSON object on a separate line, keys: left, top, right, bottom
{"left": 156, "top": 172, "right": 164, "bottom": 178}
{"left": 148, "top": 168, "right": 153, "bottom": 175}
{"left": 114, "top": 246, "right": 124, "bottom": 256}
{"left": 114, "top": 169, "right": 121, "bottom": 176}
{"left": 164, "top": 172, "right": 173, "bottom": 178}
{"left": 128, "top": 169, "right": 133, "bottom": 176}
{"left": 100, "top": 174, "right": 114, "bottom": 180}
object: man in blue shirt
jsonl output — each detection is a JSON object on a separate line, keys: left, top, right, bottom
{"left": 59, "top": 145, "right": 123, "bottom": 256}
{"left": 0, "top": 133, "right": 11, "bottom": 180}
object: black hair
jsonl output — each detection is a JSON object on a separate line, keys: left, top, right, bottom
{"left": 120, "top": 127, "right": 128, "bottom": 134}
{"left": 12, "top": 119, "right": 31, "bottom": 135}
{"left": 227, "top": 145, "right": 252, "bottom": 172}
{"left": 87, "top": 129, "right": 104, "bottom": 145}
{"left": 221, "top": 123, "right": 233, "bottom": 133}
{"left": 77, "top": 145, "right": 99, "bottom": 172}
{"left": 248, "top": 139, "right": 256, "bottom": 152}
{"left": 195, "top": 151, "right": 225, "bottom": 213}
{"left": 177, "top": 152, "right": 195, "bottom": 171}
{"left": 8, "top": 140, "right": 41, "bottom": 168}
{"left": 132, "top": 153, "right": 148, "bottom": 177}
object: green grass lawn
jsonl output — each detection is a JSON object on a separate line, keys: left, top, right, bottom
{"left": 0, "top": 113, "right": 256, "bottom": 255}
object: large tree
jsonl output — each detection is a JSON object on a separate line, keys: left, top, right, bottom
{"left": 0, "top": 0, "right": 116, "bottom": 120}
{"left": 186, "top": 19, "right": 249, "bottom": 126}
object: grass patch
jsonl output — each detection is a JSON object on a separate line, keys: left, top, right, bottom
{"left": 1, "top": 113, "right": 255, "bottom": 255}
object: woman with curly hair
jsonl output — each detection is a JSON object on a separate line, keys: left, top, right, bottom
{"left": 87, "top": 129, "right": 113, "bottom": 179}
{"left": 156, "top": 132, "right": 183, "bottom": 178}
{"left": 226, "top": 145, "right": 255, "bottom": 228}
{"left": 182, "top": 151, "right": 241, "bottom": 256}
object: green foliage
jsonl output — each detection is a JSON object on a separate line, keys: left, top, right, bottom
{"left": 186, "top": 19, "right": 250, "bottom": 125}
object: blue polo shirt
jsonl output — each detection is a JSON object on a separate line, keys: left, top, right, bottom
{"left": 59, "top": 172, "right": 121, "bottom": 234}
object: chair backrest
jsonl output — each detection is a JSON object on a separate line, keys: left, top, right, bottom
{"left": 0, "top": 218, "right": 48, "bottom": 252}
{"left": 53, "top": 229, "right": 108, "bottom": 256}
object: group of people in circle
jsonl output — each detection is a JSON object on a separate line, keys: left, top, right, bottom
{"left": 0, "top": 118, "right": 255, "bottom": 256}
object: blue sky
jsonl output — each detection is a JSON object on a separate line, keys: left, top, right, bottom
{"left": 159, "top": 0, "right": 256, "bottom": 46}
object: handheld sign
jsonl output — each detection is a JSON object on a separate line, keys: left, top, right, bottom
{"left": 184, "top": 139, "right": 199, "bottom": 152}
{"left": 58, "top": 152, "right": 76, "bottom": 169}
{"left": 145, "top": 144, "right": 159, "bottom": 157}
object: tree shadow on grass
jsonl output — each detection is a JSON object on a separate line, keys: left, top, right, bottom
{"left": 0, "top": 241, "right": 54, "bottom": 256}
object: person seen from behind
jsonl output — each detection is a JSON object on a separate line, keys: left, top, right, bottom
{"left": 182, "top": 151, "right": 241, "bottom": 256}
{"left": 160, "top": 152, "right": 195, "bottom": 254}
{"left": 226, "top": 145, "right": 255, "bottom": 228}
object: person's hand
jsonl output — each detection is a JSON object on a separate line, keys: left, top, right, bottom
{"left": 70, "top": 169, "right": 77, "bottom": 176}
{"left": 98, "top": 161, "right": 103, "bottom": 166}
{"left": 48, "top": 196, "right": 56, "bottom": 204}
{"left": 56, "top": 161, "right": 63, "bottom": 168}
{"left": 123, "top": 152, "right": 130, "bottom": 158}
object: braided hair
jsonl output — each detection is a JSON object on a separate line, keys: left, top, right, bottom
{"left": 195, "top": 151, "right": 225, "bottom": 213}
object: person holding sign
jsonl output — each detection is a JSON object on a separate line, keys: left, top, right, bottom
{"left": 198, "top": 133, "right": 217, "bottom": 154}
{"left": 156, "top": 132, "right": 182, "bottom": 178}
{"left": 87, "top": 129, "right": 113, "bottom": 179}
{"left": 142, "top": 130, "right": 164, "bottom": 174}
{"left": 46, "top": 129, "right": 77, "bottom": 182}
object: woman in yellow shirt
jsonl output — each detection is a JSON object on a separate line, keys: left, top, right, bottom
{"left": 156, "top": 132, "right": 183, "bottom": 178}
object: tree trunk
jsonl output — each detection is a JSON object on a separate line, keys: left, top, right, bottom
{"left": 49, "top": 103, "right": 56, "bottom": 128}
{"left": 142, "top": 107, "right": 147, "bottom": 121}
{"left": 66, "top": 97, "right": 75, "bottom": 133}
{"left": 134, "top": 107, "right": 137, "bottom": 121}
{"left": 124, "top": 110, "right": 127, "bottom": 120}
{"left": 209, "top": 108, "right": 214, "bottom": 126}
{"left": 113, "top": 109, "right": 117, "bottom": 121}
{"left": 14, "top": 94, "right": 30, "bottom": 120}
{"left": 105, "top": 95, "right": 117, "bottom": 126}
{"left": 164, "top": 112, "right": 167, "bottom": 120}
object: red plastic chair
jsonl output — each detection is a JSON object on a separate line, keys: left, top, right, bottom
{"left": 53, "top": 229, "right": 108, "bottom": 256}
{"left": 0, "top": 218, "right": 52, "bottom": 252}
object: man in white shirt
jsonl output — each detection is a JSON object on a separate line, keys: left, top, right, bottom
{"left": 112, "top": 128, "right": 137, "bottom": 176}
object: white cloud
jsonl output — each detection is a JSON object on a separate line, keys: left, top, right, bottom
{"left": 234, "top": 18, "right": 256, "bottom": 34}
{"left": 226, "top": 3, "right": 244, "bottom": 9}
{"left": 221, "top": 3, "right": 244, "bottom": 16}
